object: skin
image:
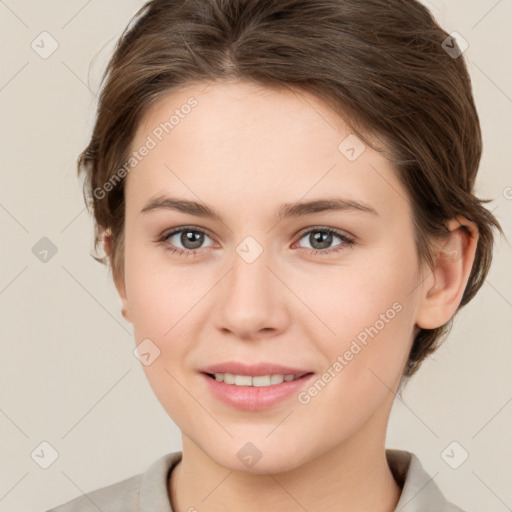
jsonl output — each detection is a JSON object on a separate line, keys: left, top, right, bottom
{"left": 104, "top": 79, "right": 478, "bottom": 512}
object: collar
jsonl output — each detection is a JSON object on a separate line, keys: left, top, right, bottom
{"left": 139, "top": 449, "right": 464, "bottom": 512}
{"left": 386, "top": 449, "right": 464, "bottom": 511}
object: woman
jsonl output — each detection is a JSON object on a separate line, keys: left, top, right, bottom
{"left": 48, "top": 0, "right": 502, "bottom": 510}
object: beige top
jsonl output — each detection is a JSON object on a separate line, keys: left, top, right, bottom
{"left": 47, "top": 449, "right": 466, "bottom": 512}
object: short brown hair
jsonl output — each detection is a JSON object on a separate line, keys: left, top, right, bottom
{"left": 78, "top": 0, "right": 503, "bottom": 379}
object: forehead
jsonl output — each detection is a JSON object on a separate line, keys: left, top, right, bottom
{"left": 126, "top": 79, "right": 410, "bottom": 223}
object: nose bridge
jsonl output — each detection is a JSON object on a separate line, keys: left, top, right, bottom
{"left": 229, "top": 236, "right": 273, "bottom": 305}
{"left": 214, "top": 235, "right": 287, "bottom": 337}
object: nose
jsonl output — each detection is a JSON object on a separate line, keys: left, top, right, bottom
{"left": 213, "top": 244, "right": 290, "bottom": 340}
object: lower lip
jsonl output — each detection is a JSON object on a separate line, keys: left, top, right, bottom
{"left": 200, "top": 373, "right": 315, "bottom": 411}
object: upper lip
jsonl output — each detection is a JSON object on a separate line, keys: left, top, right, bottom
{"left": 200, "top": 361, "right": 313, "bottom": 378}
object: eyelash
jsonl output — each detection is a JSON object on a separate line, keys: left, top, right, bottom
{"left": 156, "top": 226, "right": 355, "bottom": 258}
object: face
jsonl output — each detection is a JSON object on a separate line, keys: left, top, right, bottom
{"left": 118, "top": 79, "right": 426, "bottom": 473}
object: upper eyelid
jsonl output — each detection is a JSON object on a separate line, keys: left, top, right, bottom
{"left": 163, "top": 225, "right": 353, "bottom": 244}
{"left": 165, "top": 226, "right": 215, "bottom": 241}
{"left": 295, "top": 225, "right": 352, "bottom": 239}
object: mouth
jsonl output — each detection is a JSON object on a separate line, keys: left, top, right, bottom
{"left": 200, "top": 371, "right": 316, "bottom": 411}
{"left": 202, "top": 372, "right": 313, "bottom": 387}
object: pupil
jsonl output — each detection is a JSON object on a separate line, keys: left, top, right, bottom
{"left": 182, "top": 231, "right": 203, "bottom": 249}
{"left": 312, "top": 231, "right": 332, "bottom": 249}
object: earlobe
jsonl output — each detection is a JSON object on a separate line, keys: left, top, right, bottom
{"left": 103, "top": 230, "right": 131, "bottom": 324}
{"left": 118, "top": 288, "right": 131, "bottom": 324}
{"left": 415, "top": 217, "right": 479, "bottom": 330}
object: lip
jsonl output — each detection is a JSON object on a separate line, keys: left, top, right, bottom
{"left": 200, "top": 371, "right": 315, "bottom": 411}
{"left": 199, "top": 361, "right": 312, "bottom": 377}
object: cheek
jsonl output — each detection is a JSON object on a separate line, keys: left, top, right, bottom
{"left": 306, "top": 246, "right": 418, "bottom": 382}
{"left": 124, "top": 238, "right": 204, "bottom": 336}
{"left": 295, "top": 273, "right": 415, "bottom": 438}
{"left": 124, "top": 241, "right": 215, "bottom": 400}
{"left": 124, "top": 242, "right": 204, "bottom": 420}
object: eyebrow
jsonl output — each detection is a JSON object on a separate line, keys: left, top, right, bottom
{"left": 139, "top": 195, "right": 378, "bottom": 221}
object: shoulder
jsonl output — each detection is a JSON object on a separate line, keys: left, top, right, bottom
{"left": 45, "top": 451, "right": 182, "bottom": 512}
{"left": 46, "top": 473, "right": 142, "bottom": 512}
{"left": 386, "top": 449, "right": 468, "bottom": 512}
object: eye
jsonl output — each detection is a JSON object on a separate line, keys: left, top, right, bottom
{"left": 157, "top": 225, "right": 355, "bottom": 257}
{"left": 294, "top": 227, "right": 355, "bottom": 255}
{"left": 158, "top": 227, "right": 215, "bottom": 256}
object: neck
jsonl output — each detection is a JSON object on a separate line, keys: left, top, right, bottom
{"left": 169, "top": 417, "right": 402, "bottom": 512}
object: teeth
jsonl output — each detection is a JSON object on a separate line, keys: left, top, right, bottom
{"left": 213, "top": 373, "right": 301, "bottom": 387}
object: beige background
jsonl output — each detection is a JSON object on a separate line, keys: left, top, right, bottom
{"left": 0, "top": 1, "right": 510, "bottom": 511}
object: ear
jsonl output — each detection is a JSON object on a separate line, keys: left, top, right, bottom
{"left": 103, "top": 230, "right": 131, "bottom": 323}
{"left": 415, "top": 216, "right": 479, "bottom": 329}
